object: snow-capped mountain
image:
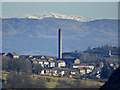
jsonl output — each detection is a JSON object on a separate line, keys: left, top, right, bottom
{"left": 3, "top": 12, "right": 94, "bottom": 22}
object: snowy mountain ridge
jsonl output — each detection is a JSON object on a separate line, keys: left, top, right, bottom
{"left": 3, "top": 12, "right": 95, "bottom": 22}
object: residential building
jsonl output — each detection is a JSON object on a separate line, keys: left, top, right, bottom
{"left": 33, "top": 60, "right": 38, "bottom": 64}
{"left": 70, "top": 69, "right": 79, "bottom": 75}
{"left": 43, "top": 60, "right": 49, "bottom": 67}
{"left": 41, "top": 70, "right": 45, "bottom": 75}
{"left": 2, "top": 53, "right": 7, "bottom": 56}
{"left": 48, "top": 58, "right": 54, "bottom": 61}
{"left": 74, "top": 59, "right": 80, "bottom": 64}
{"left": 57, "top": 60, "right": 66, "bottom": 67}
{"left": 49, "top": 61, "right": 55, "bottom": 67}
{"left": 73, "top": 63, "right": 94, "bottom": 70}
{"left": 38, "top": 60, "right": 44, "bottom": 67}
{"left": 78, "top": 67, "right": 86, "bottom": 75}
{"left": 6, "top": 52, "right": 19, "bottom": 58}
{"left": 85, "top": 68, "right": 93, "bottom": 74}
{"left": 60, "top": 71, "right": 65, "bottom": 76}
{"left": 41, "top": 56, "right": 45, "bottom": 59}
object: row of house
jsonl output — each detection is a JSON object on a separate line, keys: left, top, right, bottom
{"left": 41, "top": 68, "right": 69, "bottom": 76}
{"left": 2, "top": 52, "right": 119, "bottom": 79}
{"left": 40, "top": 66, "right": 94, "bottom": 77}
{"left": 73, "top": 63, "right": 94, "bottom": 70}
{"left": 40, "top": 67, "right": 81, "bottom": 77}
{"left": 2, "top": 52, "right": 20, "bottom": 58}
{"left": 30, "top": 58, "right": 66, "bottom": 68}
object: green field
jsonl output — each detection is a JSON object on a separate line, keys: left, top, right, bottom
{"left": 30, "top": 74, "right": 104, "bottom": 88}
{"left": 2, "top": 71, "right": 104, "bottom": 88}
{"left": 105, "top": 57, "right": 119, "bottom": 62}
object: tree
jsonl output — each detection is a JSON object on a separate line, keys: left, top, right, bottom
{"left": 3, "top": 71, "right": 22, "bottom": 88}
{"left": 3, "top": 71, "right": 46, "bottom": 88}
{"left": 2, "top": 56, "right": 32, "bottom": 74}
{"left": 32, "top": 63, "right": 43, "bottom": 74}
{"left": 100, "top": 65, "right": 114, "bottom": 79}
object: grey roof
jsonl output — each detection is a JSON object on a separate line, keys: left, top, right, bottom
{"left": 7, "top": 52, "right": 19, "bottom": 56}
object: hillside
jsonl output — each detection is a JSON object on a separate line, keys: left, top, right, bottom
{"left": 100, "top": 66, "right": 120, "bottom": 90}
{"left": 2, "top": 17, "right": 118, "bottom": 56}
{"left": 2, "top": 71, "right": 104, "bottom": 88}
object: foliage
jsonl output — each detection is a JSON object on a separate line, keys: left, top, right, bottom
{"left": 2, "top": 56, "right": 32, "bottom": 74}
{"left": 84, "top": 45, "right": 118, "bottom": 57}
{"left": 32, "top": 63, "right": 43, "bottom": 74}
{"left": 100, "top": 62, "right": 114, "bottom": 79}
{"left": 63, "top": 45, "right": 118, "bottom": 61}
{"left": 55, "top": 80, "right": 74, "bottom": 88}
{"left": 2, "top": 71, "right": 46, "bottom": 88}
{"left": 80, "top": 53, "right": 100, "bottom": 61}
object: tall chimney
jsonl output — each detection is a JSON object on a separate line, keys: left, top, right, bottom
{"left": 58, "top": 28, "right": 62, "bottom": 59}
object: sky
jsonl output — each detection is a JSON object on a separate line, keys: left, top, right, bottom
{"left": 2, "top": 2, "right": 118, "bottom": 19}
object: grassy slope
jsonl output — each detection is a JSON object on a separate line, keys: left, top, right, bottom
{"left": 2, "top": 71, "right": 104, "bottom": 88}
{"left": 105, "top": 57, "right": 118, "bottom": 62}
{"left": 31, "top": 74, "right": 104, "bottom": 88}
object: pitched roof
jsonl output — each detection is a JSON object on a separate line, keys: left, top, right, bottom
{"left": 49, "top": 61, "right": 55, "bottom": 63}
{"left": 57, "top": 60, "right": 65, "bottom": 63}
{"left": 70, "top": 69, "right": 79, "bottom": 72}
{"left": 78, "top": 67, "right": 85, "bottom": 70}
{"left": 7, "top": 52, "right": 19, "bottom": 56}
{"left": 81, "top": 63, "right": 89, "bottom": 66}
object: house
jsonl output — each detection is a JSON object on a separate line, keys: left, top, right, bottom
{"left": 45, "top": 70, "right": 51, "bottom": 75}
{"left": 99, "top": 61, "right": 104, "bottom": 68}
{"left": 78, "top": 67, "right": 86, "bottom": 75}
{"left": 70, "top": 69, "right": 79, "bottom": 75}
{"left": 73, "top": 63, "right": 94, "bottom": 70}
{"left": 43, "top": 60, "right": 49, "bottom": 67}
{"left": 52, "top": 70, "right": 58, "bottom": 76}
{"left": 49, "top": 61, "right": 55, "bottom": 67}
{"left": 2, "top": 53, "right": 7, "bottom": 56}
{"left": 74, "top": 59, "right": 80, "bottom": 64}
{"left": 6, "top": 52, "right": 19, "bottom": 58}
{"left": 57, "top": 60, "right": 66, "bottom": 67}
{"left": 52, "top": 67, "right": 69, "bottom": 76}
{"left": 38, "top": 60, "right": 44, "bottom": 67}
{"left": 41, "top": 56, "right": 45, "bottom": 59}
{"left": 96, "top": 74, "right": 101, "bottom": 78}
{"left": 33, "top": 60, "right": 38, "bottom": 64}
{"left": 69, "top": 75, "right": 73, "bottom": 78}
{"left": 48, "top": 58, "right": 54, "bottom": 61}
{"left": 73, "top": 64, "right": 81, "bottom": 68}
{"left": 41, "top": 70, "right": 45, "bottom": 75}
{"left": 109, "top": 62, "right": 114, "bottom": 67}
{"left": 28, "top": 55, "right": 33, "bottom": 58}
{"left": 85, "top": 68, "right": 92, "bottom": 74}
{"left": 60, "top": 71, "right": 65, "bottom": 76}
{"left": 40, "top": 69, "right": 58, "bottom": 76}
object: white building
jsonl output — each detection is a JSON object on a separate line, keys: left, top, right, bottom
{"left": 74, "top": 59, "right": 80, "bottom": 64}
{"left": 73, "top": 63, "right": 94, "bottom": 70}
{"left": 49, "top": 61, "right": 55, "bottom": 67}
{"left": 86, "top": 68, "right": 92, "bottom": 74}
{"left": 41, "top": 70, "right": 45, "bottom": 75}
{"left": 57, "top": 60, "right": 66, "bottom": 67}
{"left": 6, "top": 52, "right": 19, "bottom": 58}
{"left": 61, "top": 71, "right": 65, "bottom": 76}
{"left": 78, "top": 68, "right": 86, "bottom": 75}
{"left": 43, "top": 60, "right": 49, "bottom": 67}
{"left": 38, "top": 60, "right": 44, "bottom": 67}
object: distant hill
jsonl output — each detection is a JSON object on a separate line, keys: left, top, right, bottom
{"left": 63, "top": 45, "right": 119, "bottom": 59}
{"left": 2, "top": 16, "right": 118, "bottom": 56}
